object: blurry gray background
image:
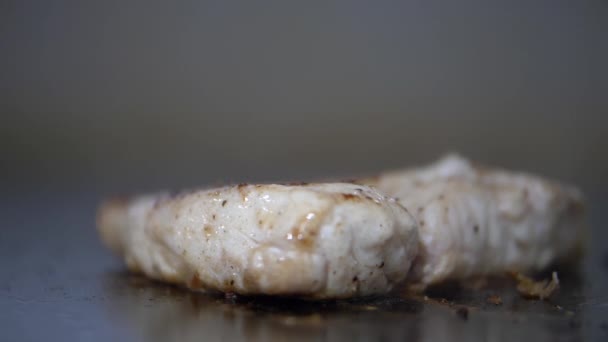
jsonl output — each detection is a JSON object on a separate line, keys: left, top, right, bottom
{"left": 1, "top": 0, "right": 607, "bottom": 196}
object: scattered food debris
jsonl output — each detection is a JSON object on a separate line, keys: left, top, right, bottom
{"left": 361, "top": 305, "right": 378, "bottom": 311}
{"left": 511, "top": 271, "right": 559, "bottom": 300}
{"left": 486, "top": 295, "right": 503, "bottom": 305}
{"left": 455, "top": 307, "right": 469, "bottom": 320}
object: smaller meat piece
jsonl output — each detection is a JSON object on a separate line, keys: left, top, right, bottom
{"left": 356, "top": 154, "right": 585, "bottom": 289}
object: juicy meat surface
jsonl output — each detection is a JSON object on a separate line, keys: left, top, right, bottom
{"left": 357, "top": 154, "right": 585, "bottom": 288}
{"left": 97, "top": 183, "right": 419, "bottom": 298}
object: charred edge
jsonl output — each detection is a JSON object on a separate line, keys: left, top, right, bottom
{"left": 189, "top": 274, "right": 203, "bottom": 289}
{"left": 286, "top": 181, "right": 309, "bottom": 186}
{"left": 342, "top": 193, "right": 359, "bottom": 200}
{"left": 237, "top": 183, "right": 249, "bottom": 200}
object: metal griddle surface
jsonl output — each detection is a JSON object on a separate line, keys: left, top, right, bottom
{"left": 1, "top": 192, "right": 607, "bottom": 341}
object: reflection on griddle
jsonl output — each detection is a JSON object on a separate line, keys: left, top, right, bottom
{"left": 102, "top": 271, "right": 583, "bottom": 342}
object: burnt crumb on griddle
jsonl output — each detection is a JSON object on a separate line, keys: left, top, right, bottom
{"left": 455, "top": 307, "right": 469, "bottom": 320}
{"left": 285, "top": 181, "right": 309, "bottom": 186}
{"left": 486, "top": 294, "right": 502, "bottom": 305}
{"left": 438, "top": 298, "right": 450, "bottom": 305}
